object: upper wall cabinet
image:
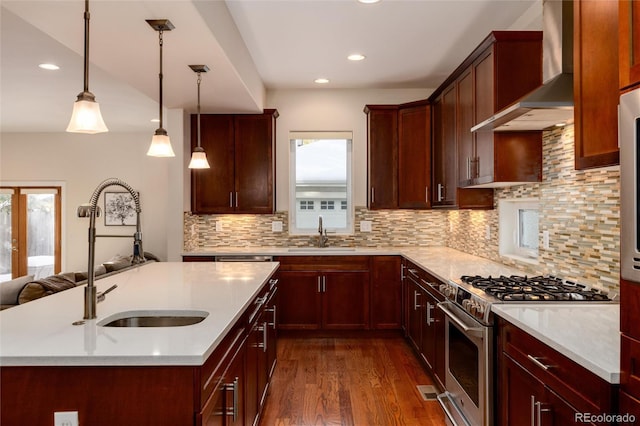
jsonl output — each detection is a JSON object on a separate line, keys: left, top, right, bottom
{"left": 430, "top": 31, "right": 543, "bottom": 193}
{"left": 619, "top": 0, "right": 640, "bottom": 90}
{"left": 365, "top": 101, "right": 431, "bottom": 210}
{"left": 574, "top": 0, "right": 620, "bottom": 170}
{"left": 365, "top": 105, "right": 399, "bottom": 210}
{"left": 191, "top": 110, "right": 278, "bottom": 214}
{"left": 465, "top": 32, "right": 543, "bottom": 188}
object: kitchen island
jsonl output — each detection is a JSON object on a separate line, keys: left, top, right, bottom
{"left": 0, "top": 261, "right": 279, "bottom": 426}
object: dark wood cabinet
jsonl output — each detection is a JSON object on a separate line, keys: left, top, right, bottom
{"left": 574, "top": 0, "right": 620, "bottom": 169}
{"left": 470, "top": 33, "right": 543, "bottom": 187}
{"left": 619, "top": 0, "right": 640, "bottom": 90}
{"left": 365, "top": 101, "right": 431, "bottom": 210}
{"left": 191, "top": 110, "right": 278, "bottom": 214}
{"left": 275, "top": 256, "right": 370, "bottom": 330}
{"left": 430, "top": 31, "right": 543, "bottom": 190}
{"left": 398, "top": 102, "right": 431, "bottom": 209}
{"left": 365, "top": 105, "right": 398, "bottom": 209}
{"left": 497, "top": 317, "right": 617, "bottom": 426}
{"left": 403, "top": 260, "right": 446, "bottom": 389}
{"left": 621, "top": 278, "right": 640, "bottom": 415}
{"left": 370, "top": 256, "right": 402, "bottom": 330}
{"left": 432, "top": 84, "right": 457, "bottom": 207}
{"left": 432, "top": 77, "right": 494, "bottom": 209}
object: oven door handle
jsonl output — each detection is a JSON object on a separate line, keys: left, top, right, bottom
{"left": 437, "top": 302, "right": 485, "bottom": 335}
{"left": 437, "top": 392, "right": 472, "bottom": 426}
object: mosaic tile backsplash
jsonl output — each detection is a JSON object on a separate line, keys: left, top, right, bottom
{"left": 184, "top": 124, "right": 621, "bottom": 293}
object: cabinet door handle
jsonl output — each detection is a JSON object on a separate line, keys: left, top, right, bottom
{"left": 530, "top": 395, "right": 536, "bottom": 426}
{"left": 425, "top": 186, "right": 429, "bottom": 203}
{"left": 235, "top": 192, "right": 238, "bottom": 208}
{"left": 467, "top": 157, "right": 471, "bottom": 180}
{"left": 535, "top": 401, "right": 551, "bottom": 426}
{"left": 318, "top": 276, "right": 322, "bottom": 293}
{"left": 267, "top": 305, "right": 277, "bottom": 329}
{"left": 229, "top": 192, "right": 233, "bottom": 208}
{"left": 371, "top": 187, "right": 375, "bottom": 204}
{"left": 262, "top": 321, "right": 268, "bottom": 353}
{"left": 527, "top": 354, "right": 552, "bottom": 371}
{"left": 322, "top": 276, "right": 326, "bottom": 293}
{"left": 414, "top": 290, "right": 421, "bottom": 310}
{"left": 223, "top": 377, "right": 239, "bottom": 422}
{"left": 426, "top": 302, "right": 435, "bottom": 325}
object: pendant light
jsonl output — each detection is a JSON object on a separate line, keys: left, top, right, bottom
{"left": 146, "top": 19, "right": 175, "bottom": 157}
{"left": 188, "top": 65, "right": 211, "bottom": 169}
{"left": 67, "top": 0, "right": 108, "bottom": 134}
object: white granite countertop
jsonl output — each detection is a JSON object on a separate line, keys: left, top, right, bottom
{"left": 492, "top": 303, "right": 620, "bottom": 384}
{"left": 185, "top": 246, "right": 620, "bottom": 383}
{"left": 0, "top": 261, "right": 279, "bottom": 367}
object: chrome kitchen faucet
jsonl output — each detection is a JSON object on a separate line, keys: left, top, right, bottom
{"left": 317, "top": 215, "right": 329, "bottom": 248}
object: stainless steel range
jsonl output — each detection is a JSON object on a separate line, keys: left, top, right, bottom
{"left": 436, "top": 275, "right": 612, "bottom": 426}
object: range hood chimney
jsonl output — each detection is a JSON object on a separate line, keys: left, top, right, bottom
{"left": 472, "top": 0, "right": 574, "bottom": 132}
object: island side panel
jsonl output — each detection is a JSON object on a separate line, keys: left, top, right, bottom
{"left": 1, "top": 365, "right": 198, "bottom": 426}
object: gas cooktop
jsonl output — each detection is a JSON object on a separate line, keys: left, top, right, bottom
{"left": 460, "top": 275, "right": 611, "bottom": 302}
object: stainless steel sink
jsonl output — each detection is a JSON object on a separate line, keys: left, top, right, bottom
{"left": 98, "top": 310, "right": 209, "bottom": 327}
{"left": 287, "top": 247, "right": 356, "bottom": 252}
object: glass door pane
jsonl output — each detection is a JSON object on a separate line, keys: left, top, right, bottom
{"left": 25, "top": 192, "right": 55, "bottom": 279}
{"left": 0, "top": 190, "right": 13, "bottom": 282}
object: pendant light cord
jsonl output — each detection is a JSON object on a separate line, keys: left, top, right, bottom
{"left": 197, "top": 72, "right": 202, "bottom": 148}
{"left": 83, "top": 0, "right": 90, "bottom": 93}
{"left": 158, "top": 29, "right": 164, "bottom": 131}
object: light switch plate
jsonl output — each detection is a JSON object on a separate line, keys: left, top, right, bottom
{"left": 360, "top": 220, "right": 372, "bottom": 232}
{"left": 215, "top": 221, "right": 223, "bottom": 232}
{"left": 542, "top": 230, "right": 550, "bottom": 249}
{"left": 54, "top": 411, "right": 79, "bottom": 426}
{"left": 272, "top": 221, "right": 283, "bottom": 232}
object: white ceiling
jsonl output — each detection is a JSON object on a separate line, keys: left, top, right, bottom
{"left": 0, "top": 0, "right": 541, "bottom": 134}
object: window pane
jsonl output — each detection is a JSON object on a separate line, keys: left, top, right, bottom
{"left": 518, "top": 209, "right": 539, "bottom": 250}
{"left": 292, "top": 137, "right": 350, "bottom": 231}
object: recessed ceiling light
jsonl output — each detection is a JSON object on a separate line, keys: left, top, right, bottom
{"left": 555, "top": 122, "right": 566, "bottom": 127}
{"left": 150, "top": 118, "right": 160, "bottom": 123}
{"left": 348, "top": 54, "right": 366, "bottom": 61}
{"left": 314, "top": 78, "right": 330, "bottom": 84}
{"left": 38, "top": 63, "right": 60, "bottom": 70}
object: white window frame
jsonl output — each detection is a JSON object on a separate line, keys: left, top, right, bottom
{"left": 288, "top": 131, "right": 353, "bottom": 235}
{"left": 498, "top": 198, "right": 540, "bottom": 264}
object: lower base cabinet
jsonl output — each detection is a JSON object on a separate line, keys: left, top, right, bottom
{"left": 497, "top": 318, "right": 617, "bottom": 426}
{"left": 275, "top": 256, "right": 370, "bottom": 330}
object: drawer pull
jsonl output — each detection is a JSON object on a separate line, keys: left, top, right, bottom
{"left": 527, "top": 354, "right": 552, "bottom": 371}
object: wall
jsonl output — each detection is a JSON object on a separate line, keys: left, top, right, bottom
{"left": 0, "top": 131, "right": 172, "bottom": 272}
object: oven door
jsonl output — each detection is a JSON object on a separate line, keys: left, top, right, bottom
{"left": 437, "top": 301, "right": 492, "bottom": 426}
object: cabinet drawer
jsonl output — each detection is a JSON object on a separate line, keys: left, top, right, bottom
{"left": 619, "top": 389, "right": 640, "bottom": 423}
{"left": 622, "top": 334, "right": 640, "bottom": 399}
{"left": 500, "top": 320, "right": 614, "bottom": 414}
{"left": 274, "top": 255, "right": 369, "bottom": 271}
{"left": 200, "top": 325, "right": 246, "bottom": 408}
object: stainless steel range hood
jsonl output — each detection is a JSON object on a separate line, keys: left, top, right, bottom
{"left": 472, "top": 0, "right": 574, "bottom": 132}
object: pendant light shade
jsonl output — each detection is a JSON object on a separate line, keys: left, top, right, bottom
{"left": 188, "top": 64, "right": 210, "bottom": 169}
{"left": 146, "top": 19, "right": 175, "bottom": 157}
{"left": 67, "top": 0, "right": 108, "bottom": 134}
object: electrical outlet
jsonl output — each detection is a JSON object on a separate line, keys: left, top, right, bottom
{"left": 542, "top": 230, "right": 550, "bottom": 249}
{"left": 215, "top": 221, "right": 223, "bottom": 232}
{"left": 360, "top": 220, "right": 372, "bottom": 232}
{"left": 271, "top": 221, "right": 283, "bottom": 232}
{"left": 54, "top": 411, "right": 78, "bottom": 426}
{"left": 485, "top": 225, "right": 491, "bottom": 240}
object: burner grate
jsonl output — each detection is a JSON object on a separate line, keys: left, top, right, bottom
{"left": 461, "top": 275, "right": 610, "bottom": 302}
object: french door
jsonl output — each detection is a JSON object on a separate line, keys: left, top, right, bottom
{"left": 0, "top": 186, "right": 61, "bottom": 281}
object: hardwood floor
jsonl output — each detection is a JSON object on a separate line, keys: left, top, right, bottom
{"left": 260, "top": 334, "right": 446, "bottom": 426}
